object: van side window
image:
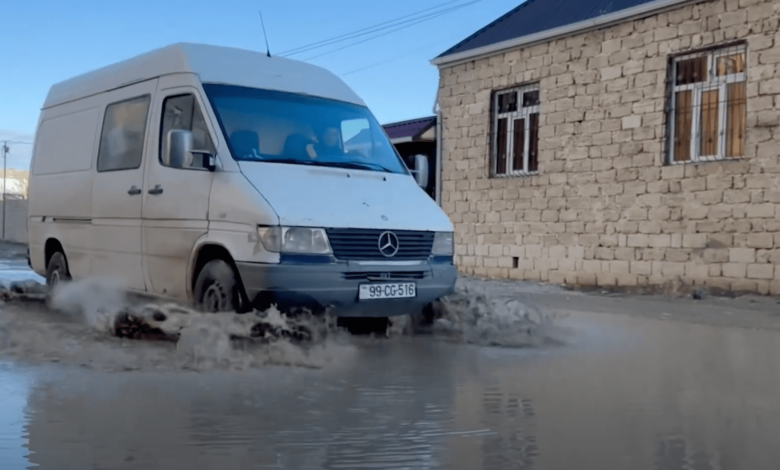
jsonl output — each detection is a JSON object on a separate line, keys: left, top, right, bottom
{"left": 96, "top": 95, "right": 151, "bottom": 172}
{"left": 160, "top": 94, "right": 215, "bottom": 169}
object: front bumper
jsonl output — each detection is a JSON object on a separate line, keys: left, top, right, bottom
{"left": 235, "top": 258, "right": 457, "bottom": 317}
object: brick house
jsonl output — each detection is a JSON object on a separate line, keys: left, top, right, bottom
{"left": 430, "top": 0, "right": 780, "bottom": 295}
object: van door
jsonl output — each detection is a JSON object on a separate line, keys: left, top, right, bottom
{"left": 141, "top": 87, "right": 216, "bottom": 298}
{"left": 90, "top": 79, "right": 157, "bottom": 292}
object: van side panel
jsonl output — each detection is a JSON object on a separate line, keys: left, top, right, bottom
{"left": 31, "top": 109, "right": 100, "bottom": 176}
{"left": 28, "top": 106, "right": 101, "bottom": 278}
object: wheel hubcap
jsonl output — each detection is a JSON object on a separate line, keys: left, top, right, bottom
{"left": 203, "top": 282, "right": 228, "bottom": 313}
{"left": 50, "top": 269, "right": 61, "bottom": 287}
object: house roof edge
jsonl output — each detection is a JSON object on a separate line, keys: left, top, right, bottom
{"left": 430, "top": 0, "right": 702, "bottom": 68}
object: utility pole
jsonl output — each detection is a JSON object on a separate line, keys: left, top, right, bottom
{"left": 0, "top": 139, "right": 33, "bottom": 241}
{"left": 1, "top": 140, "right": 8, "bottom": 241}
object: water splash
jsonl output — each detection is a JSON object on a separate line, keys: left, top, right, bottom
{"left": 430, "top": 280, "right": 568, "bottom": 348}
{"left": 0, "top": 278, "right": 356, "bottom": 372}
{"left": 49, "top": 277, "right": 129, "bottom": 334}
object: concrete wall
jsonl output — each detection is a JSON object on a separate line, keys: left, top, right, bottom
{"left": 0, "top": 200, "right": 28, "bottom": 244}
{"left": 438, "top": 0, "right": 780, "bottom": 294}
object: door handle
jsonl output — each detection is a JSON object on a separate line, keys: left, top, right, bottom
{"left": 127, "top": 186, "right": 142, "bottom": 195}
{"left": 148, "top": 185, "right": 163, "bottom": 195}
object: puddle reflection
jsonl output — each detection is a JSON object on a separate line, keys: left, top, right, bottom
{"left": 0, "top": 365, "right": 31, "bottom": 468}
{"left": 0, "top": 309, "right": 777, "bottom": 469}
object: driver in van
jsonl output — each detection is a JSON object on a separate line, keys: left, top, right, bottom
{"left": 306, "top": 125, "right": 343, "bottom": 159}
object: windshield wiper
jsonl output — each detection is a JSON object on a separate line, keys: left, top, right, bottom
{"left": 255, "top": 158, "right": 394, "bottom": 173}
{"left": 256, "top": 158, "right": 326, "bottom": 167}
{"left": 324, "top": 161, "right": 394, "bottom": 173}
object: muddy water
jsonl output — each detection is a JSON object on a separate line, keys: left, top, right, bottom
{"left": 0, "top": 275, "right": 780, "bottom": 468}
{"left": 0, "top": 275, "right": 564, "bottom": 373}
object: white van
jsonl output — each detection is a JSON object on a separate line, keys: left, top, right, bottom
{"left": 27, "top": 42, "right": 456, "bottom": 318}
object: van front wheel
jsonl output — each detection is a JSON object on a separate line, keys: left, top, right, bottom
{"left": 194, "top": 259, "right": 240, "bottom": 313}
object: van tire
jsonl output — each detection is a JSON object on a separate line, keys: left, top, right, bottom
{"left": 406, "top": 302, "right": 437, "bottom": 335}
{"left": 45, "top": 251, "right": 71, "bottom": 308}
{"left": 193, "top": 259, "right": 240, "bottom": 313}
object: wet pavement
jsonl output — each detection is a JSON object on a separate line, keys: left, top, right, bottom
{"left": 1, "top": 245, "right": 780, "bottom": 469}
{"left": 0, "top": 249, "right": 44, "bottom": 286}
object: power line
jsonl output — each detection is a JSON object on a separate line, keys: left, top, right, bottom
{"left": 280, "top": 0, "right": 478, "bottom": 57}
{"left": 280, "top": 0, "right": 465, "bottom": 56}
{"left": 340, "top": 38, "right": 458, "bottom": 76}
{"left": 302, "top": 1, "right": 482, "bottom": 62}
{"left": 301, "top": 2, "right": 480, "bottom": 60}
{"left": 342, "top": 54, "right": 413, "bottom": 77}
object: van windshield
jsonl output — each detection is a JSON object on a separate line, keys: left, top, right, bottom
{"left": 202, "top": 84, "right": 408, "bottom": 175}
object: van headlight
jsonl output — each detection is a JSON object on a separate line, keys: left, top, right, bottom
{"left": 257, "top": 226, "right": 332, "bottom": 255}
{"left": 431, "top": 232, "right": 454, "bottom": 256}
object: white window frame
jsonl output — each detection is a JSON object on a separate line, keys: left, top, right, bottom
{"left": 491, "top": 83, "right": 540, "bottom": 177}
{"left": 668, "top": 44, "right": 747, "bottom": 164}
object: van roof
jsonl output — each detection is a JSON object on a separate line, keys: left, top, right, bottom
{"left": 42, "top": 42, "right": 366, "bottom": 109}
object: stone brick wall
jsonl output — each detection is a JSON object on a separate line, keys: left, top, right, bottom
{"left": 437, "top": 0, "right": 780, "bottom": 294}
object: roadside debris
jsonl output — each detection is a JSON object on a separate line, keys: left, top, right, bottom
{"left": 0, "top": 278, "right": 331, "bottom": 346}
{"left": 0, "top": 279, "right": 355, "bottom": 371}
{"left": 111, "top": 303, "right": 330, "bottom": 344}
{"left": 0, "top": 280, "right": 47, "bottom": 302}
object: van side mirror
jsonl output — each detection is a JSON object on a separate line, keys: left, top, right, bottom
{"left": 164, "top": 129, "right": 216, "bottom": 171}
{"left": 411, "top": 154, "right": 429, "bottom": 189}
{"left": 165, "top": 129, "right": 192, "bottom": 169}
{"left": 192, "top": 150, "right": 216, "bottom": 172}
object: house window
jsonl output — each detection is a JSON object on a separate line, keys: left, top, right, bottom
{"left": 669, "top": 44, "right": 747, "bottom": 164}
{"left": 491, "top": 83, "right": 540, "bottom": 176}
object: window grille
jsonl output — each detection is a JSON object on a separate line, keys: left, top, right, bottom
{"left": 668, "top": 44, "right": 747, "bottom": 164}
{"left": 490, "top": 83, "right": 540, "bottom": 176}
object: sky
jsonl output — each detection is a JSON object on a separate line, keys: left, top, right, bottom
{"left": 0, "top": 0, "right": 523, "bottom": 171}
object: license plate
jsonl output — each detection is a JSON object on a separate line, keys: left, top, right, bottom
{"left": 358, "top": 282, "right": 417, "bottom": 300}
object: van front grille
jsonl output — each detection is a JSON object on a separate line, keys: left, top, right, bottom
{"left": 326, "top": 228, "right": 434, "bottom": 261}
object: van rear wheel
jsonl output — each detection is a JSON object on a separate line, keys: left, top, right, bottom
{"left": 45, "top": 251, "right": 71, "bottom": 307}
{"left": 194, "top": 259, "right": 240, "bottom": 313}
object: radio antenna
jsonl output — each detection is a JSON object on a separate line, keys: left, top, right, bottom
{"left": 259, "top": 10, "right": 272, "bottom": 57}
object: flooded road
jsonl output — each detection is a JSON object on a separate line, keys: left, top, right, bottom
{"left": 0, "top": 245, "right": 779, "bottom": 469}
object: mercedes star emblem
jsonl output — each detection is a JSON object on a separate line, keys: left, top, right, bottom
{"left": 378, "top": 231, "right": 400, "bottom": 257}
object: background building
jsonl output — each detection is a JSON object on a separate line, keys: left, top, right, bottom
{"left": 432, "top": 0, "right": 780, "bottom": 295}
